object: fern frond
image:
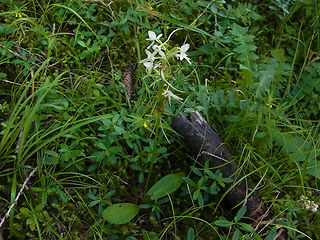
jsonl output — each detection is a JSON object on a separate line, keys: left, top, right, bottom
{"left": 230, "top": 24, "right": 259, "bottom": 72}
{"left": 287, "top": 62, "right": 320, "bottom": 117}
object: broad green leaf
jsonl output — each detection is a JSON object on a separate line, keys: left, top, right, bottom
{"left": 0, "top": 24, "right": 15, "bottom": 35}
{"left": 103, "top": 203, "right": 139, "bottom": 224}
{"left": 44, "top": 150, "right": 58, "bottom": 157}
{"left": 306, "top": 160, "right": 320, "bottom": 179}
{"left": 43, "top": 156, "right": 58, "bottom": 165}
{"left": 147, "top": 173, "right": 184, "bottom": 200}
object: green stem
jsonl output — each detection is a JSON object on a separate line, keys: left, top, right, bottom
{"left": 144, "top": 77, "right": 165, "bottom": 193}
{"left": 144, "top": 111, "right": 160, "bottom": 193}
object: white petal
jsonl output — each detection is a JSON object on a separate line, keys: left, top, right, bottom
{"left": 180, "top": 44, "right": 190, "bottom": 53}
{"left": 143, "top": 61, "right": 153, "bottom": 74}
{"left": 154, "top": 62, "right": 161, "bottom": 69}
{"left": 159, "top": 50, "right": 166, "bottom": 59}
{"left": 176, "top": 53, "right": 185, "bottom": 61}
{"left": 185, "top": 56, "right": 191, "bottom": 64}
{"left": 146, "top": 49, "right": 152, "bottom": 56}
{"left": 162, "top": 90, "right": 170, "bottom": 97}
{"left": 171, "top": 93, "right": 183, "bottom": 101}
{"left": 162, "top": 90, "right": 183, "bottom": 105}
{"left": 147, "top": 31, "right": 156, "bottom": 40}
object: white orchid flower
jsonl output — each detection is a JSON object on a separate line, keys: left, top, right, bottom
{"left": 162, "top": 89, "right": 183, "bottom": 105}
{"left": 146, "top": 30, "right": 163, "bottom": 49}
{"left": 152, "top": 44, "right": 166, "bottom": 59}
{"left": 143, "top": 61, "right": 153, "bottom": 75}
{"left": 139, "top": 48, "right": 163, "bottom": 74}
{"left": 176, "top": 44, "right": 191, "bottom": 64}
{"left": 140, "top": 49, "right": 156, "bottom": 63}
{"left": 147, "top": 31, "right": 163, "bottom": 41}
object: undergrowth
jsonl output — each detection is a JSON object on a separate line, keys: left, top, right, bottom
{"left": 0, "top": 0, "right": 320, "bottom": 239}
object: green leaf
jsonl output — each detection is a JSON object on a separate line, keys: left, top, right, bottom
{"left": 44, "top": 150, "right": 59, "bottom": 157}
{"left": 103, "top": 203, "right": 139, "bottom": 224}
{"left": 142, "top": 230, "right": 159, "bottom": 240}
{"left": 187, "top": 227, "right": 195, "bottom": 240}
{"left": 103, "top": 190, "right": 116, "bottom": 199}
{"left": 214, "top": 219, "right": 234, "bottom": 227}
{"left": 94, "top": 141, "right": 106, "bottom": 150}
{"left": 20, "top": 207, "right": 31, "bottom": 216}
{"left": 235, "top": 206, "right": 247, "bottom": 222}
{"left": 43, "top": 156, "right": 58, "bottom": 165}
{"left": 77, "top": 40, "right": 87, "bottom": 47}
{"left": 0, "top": 72, "right": 7, "bottom": 80}
{"left": 58, "top": 190, "right": 68, "bottom": 203}
{"left": 34, "top": 203, "right": 45, "bottom": 212}
{"left": 147, "top": 173, "right": 184, "bottom": 200}
{"left": 267, "top": 227, "right": 277, "bottom": 240}
{"left": 238, "top": 222, "right": 255, "bottom": 233}
{"left": 226, "top": 115, "right": 242, "bottom": 123}
{"left": 0, "top": 24, "right": 15, "bottom": 35}
{"left": 232, "top": 228, "right": 242, "bottom": 240}
{"left": 230, "top": 24, "right": 248, "bottom": 36}
{"left": 26, "top": 218, "right": 36, "bottom": 231}
{"left": 88, "top": 200, "right": 100, "bottom": 207}
{"left": 183, "top": 177, "right": 196, "bottom": 187}
{"left": 306, "top": 160, "right": 320, "bottom": 179}
{"left": 192, "top": 189, "right": 200, "bottom": 200}
{"left": 271, "top": 49, "right": 286, "bottom": 62}
{"left": 41, "top": 191, "right": 47, "bottom": 205}
{"left": 88, "top": 164, "right": 98, "bottom": 172}
{"left": 197, "top": 191, "right": 204, "bottom": 207}
{"left": 230, "top": 23, "right": 258, "bottom": 76}
{"left": 139, "top": 172, "right": 144, "bottom": 183}
{"left": 255, "top": 60, "right": 277, "bottom": 97}
{"left": 274, "top": 133, "right": 312, "bottom": 162}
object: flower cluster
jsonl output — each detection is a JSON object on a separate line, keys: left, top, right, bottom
{"left": 140, "top": 30, "right": 191, "bottom": 105}
{"left": 299, "top": 195, "right": 319, "bottom": 212}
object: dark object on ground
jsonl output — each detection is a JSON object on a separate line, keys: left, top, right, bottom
{"left": 122, "top": 65, "right": 135, "bottom": 101}
{"left": 171, "top": 111, "right": 268, "bottom": 222}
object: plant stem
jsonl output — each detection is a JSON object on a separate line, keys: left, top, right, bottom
{"left": 144, "top": 77, "right": 165, "bottom": 193}
{"left": 144, "top": 111, "right": 161, "bottom": 194}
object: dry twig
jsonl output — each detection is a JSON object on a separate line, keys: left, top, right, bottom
{"left": 0, "top": 167, "right": 38, "bottom": 228}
